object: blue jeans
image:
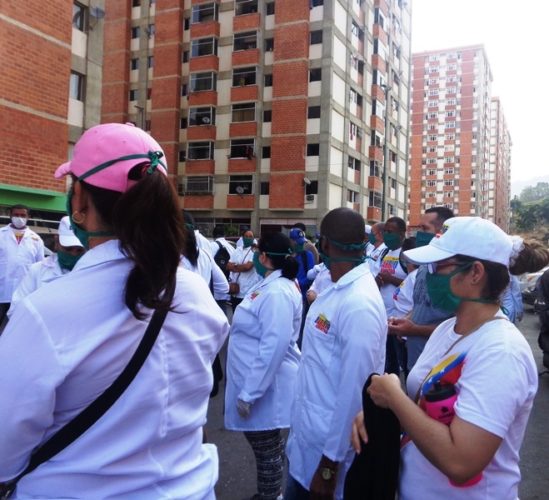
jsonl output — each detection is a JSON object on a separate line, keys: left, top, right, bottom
{"left": 284, "top": 475, "right": 310, "bottom": 500}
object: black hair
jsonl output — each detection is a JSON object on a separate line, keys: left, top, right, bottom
{"left": 453, "top": 255, "right": 509, "bottom": 301}
{"left": 425, "top": 206, "right": 455, "bottom": 227}
{"left": 213, "top": 224, "right": 225, "bottom": 238}
{"left": 292, "top": 222, "right": 306, "bottom": 232}
{"left": 258, "top": 232, "right": 298, "bottom": 281}
{"left": 320, "top": 208, "right": 365, "bottom": 252}
{"left": 399, "top": 237, "right": 416, "bottom": 274}
{"left": 181, "top": 210, "right": 199, "bottom": 267}
{"left": 10, "top": 204, "right": 30, "bottom": 214}
{"left": 385, "top": 216, "right": 407, "bottom": 233}
{"left": 79, "top": 167, "right": 186, "bottom": 319}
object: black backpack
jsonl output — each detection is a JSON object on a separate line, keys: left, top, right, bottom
{"left": 214, "top": 241, "right": 231, "bottom": 279}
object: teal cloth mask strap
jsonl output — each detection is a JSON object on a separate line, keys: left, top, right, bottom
{"left": 326, "top": 237, "right": 367, "bottom": 252}
{"left": 77, "top": 151, "right": 167, "bottom": 182}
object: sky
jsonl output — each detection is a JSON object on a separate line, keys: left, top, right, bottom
{"left": 411, "top": 0, "right": 549, "bottom": 195}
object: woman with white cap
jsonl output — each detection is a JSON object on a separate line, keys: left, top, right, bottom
{"left": 352, "top": 216, "right": 549, "bottom": 499}
{"left": 8, "top": 216, "right": 85, "bottom": 315}
{"left": 0, "top": 123, "right": 229, "bottom": 498}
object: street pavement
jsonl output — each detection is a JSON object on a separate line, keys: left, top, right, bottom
{"left": 206, "top": 309, "right": 549, "bottom": 500}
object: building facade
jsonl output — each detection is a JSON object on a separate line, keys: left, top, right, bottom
{"left": 102, "top": 0, "right": 411, "bottom": 236}
{"left": 408, "top": 45, "right": 511, "bottom": 229}
{"left": 0, "top": 1, "right": 104, "bottom": 230}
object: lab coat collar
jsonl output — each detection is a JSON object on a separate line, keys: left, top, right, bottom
{"left": 72, "top": 239, "right": 125, "bottom": 272}
{"left": 332, "top": 262, "right": 370, "bottom": 290}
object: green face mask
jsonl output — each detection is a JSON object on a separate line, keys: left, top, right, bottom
{"left": 57, "top": 250, "right": 82, "bottom": 271}
{"left": 368, "top": 233, "right": 377, "bottom": 245}
{"left": 426, "top": 262, "right": 496, "bottom": 313}
{"left": 243, "top": 237, "right": 254, "bottom": 248}
{"left": 383, "top": 232, "right": 401, "bottom": 251}
{"left": 415, "top": 230, "right": 435, "bottom": 248}
{"left": 252, "top": 251, "right": 269, "bottom": 278}
{"left": 66, "top": 189, "right": 113, "bottom": 250}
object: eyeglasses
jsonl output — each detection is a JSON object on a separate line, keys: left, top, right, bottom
{"left": 427, "top": 260, "right": 463, "bottom": 274}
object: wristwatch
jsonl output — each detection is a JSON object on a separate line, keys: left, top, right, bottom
{"left": 320, "top": 467, "right": 336, "bottom": 481}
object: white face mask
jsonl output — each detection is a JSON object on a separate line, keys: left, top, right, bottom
{"left": 11, "top": 216, "right": 28, "bottom": 229}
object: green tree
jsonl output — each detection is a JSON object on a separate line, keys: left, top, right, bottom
{"left": 519, "top": 182, "right": 549, "bottom": 203}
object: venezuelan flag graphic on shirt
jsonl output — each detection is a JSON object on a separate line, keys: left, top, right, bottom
{"left": 380, "top": 256, "right": 400, "bottom": 275}
{"left": 419, "top": 351, "right": 467, "bottom": 403}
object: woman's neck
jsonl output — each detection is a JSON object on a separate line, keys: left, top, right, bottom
{"left": 454, "top": 302, "right": 501, "bottom": 336}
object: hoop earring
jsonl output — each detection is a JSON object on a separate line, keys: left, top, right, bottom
{"left": 72, "top": 211, "right": 85, "bottom": 225}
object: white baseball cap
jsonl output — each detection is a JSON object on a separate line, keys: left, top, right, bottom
{"left": 58, "top": 216, "right": 83, "bottom": 248}
{"left": 403, "top": 216, "right": 512, "bottom": 267}
{"left": 364, "top": 224, "right": 372, "bottom": 234}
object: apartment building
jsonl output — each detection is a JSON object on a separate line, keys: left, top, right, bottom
{"left": 102, "top": 0, "right": 411, "bottom": 236}
{"left": 0, "top": 1, "right": 104, "bottom": 229}
{"left": 409, "top": 45, "right": 510, "bottom": 230}
{"left": 489, "top": 97, "right": 511, "bottom": 231}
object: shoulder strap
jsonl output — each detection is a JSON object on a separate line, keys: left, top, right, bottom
{"left": 215, "top": 240, "right": 223, "bottom": 253}
{"left": 3, "top": 301, "right": 172, "bottom": 491}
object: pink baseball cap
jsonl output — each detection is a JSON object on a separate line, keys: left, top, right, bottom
{"left": 55, "top": 123, "right": 167, "bottom": 193}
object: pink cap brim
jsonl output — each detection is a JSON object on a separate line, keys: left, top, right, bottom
{"left": 55, "top": 161, "right": 72, "bottom": 179}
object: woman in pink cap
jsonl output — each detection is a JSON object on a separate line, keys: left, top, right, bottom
{"left": 351, "top": 217, "right": 549, "bottom": 500}
{"left": 0, "top": 123, "right": 229, "bottom": 498}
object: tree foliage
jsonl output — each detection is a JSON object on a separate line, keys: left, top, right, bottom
{"left": 519, "top": 182, "right": 549, "bottom": 203}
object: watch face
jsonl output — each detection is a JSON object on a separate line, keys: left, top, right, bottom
{"left": 321, "top": 468, "right": 334, "bottom": 481}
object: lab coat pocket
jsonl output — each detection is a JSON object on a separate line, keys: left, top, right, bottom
{"left": 300, "top": 400, "right": 331, "bottom": 450}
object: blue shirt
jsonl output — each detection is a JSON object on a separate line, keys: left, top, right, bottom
{"left": 295, "top": 250, "right": 315, "bottom": 298}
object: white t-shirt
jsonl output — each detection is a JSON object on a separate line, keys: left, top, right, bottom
{"left": 229, "top": 246, "right": 261, "bottom": 298}
{"left": 401, "top": 313, "right": 538, "bottom": 500}
{"left": 391, "top": 268, "right": 418, "bottom": 318}
{"left": 378, "top": 248, "right": 407, "bottom": 317}
{"left": 366, "top": 243, "right": 387, "bottom": 276}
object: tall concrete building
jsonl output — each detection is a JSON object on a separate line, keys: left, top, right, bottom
{"left": 408, "top": 45, "right": 510, "bottom": 229}
{"left": 102, "top": 0, "right": 411, "bottom": 236}
{"left": 0, "top": 1, "right": 105, "bottom": 229}
{"left": 489, "top": 97, "right": 511, "bottom": 231}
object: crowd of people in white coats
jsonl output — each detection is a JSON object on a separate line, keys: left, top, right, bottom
{"left": 1, "top": 123, "right": 548, "bottom": 500}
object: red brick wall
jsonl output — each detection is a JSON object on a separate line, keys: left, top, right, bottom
{"left": 0, "top": 2, "right": 71, "bottom": 192}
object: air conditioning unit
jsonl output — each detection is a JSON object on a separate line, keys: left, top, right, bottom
{"left": 305, "top": 194, "right": 316, "bottom": 203}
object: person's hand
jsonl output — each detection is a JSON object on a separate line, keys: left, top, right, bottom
{"left": 388, "top": 317, "right": 415, "bottom": 336}
{"left": 306, "top": 289, "right": 317, "bottom": 304}
{"left": 375, "top": 274, "right": 384, "bottom": 287}
{"left": 351, "top": 411, "right": 368, "bottom": 453}
{"left": 310, "top": 465, "right": 337, "bottom": 500}
{"left": 367, "top": 373, "right": 402, "bottom": 409}
{"left": 227, "top": 262, "right": 236, "bottom": 272}
{"left": 237, "top": 399, "right": 251, "bottom": 418}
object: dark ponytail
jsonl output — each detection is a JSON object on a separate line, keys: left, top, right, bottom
{"left": 509, "top": 240, "right": 549, "bottom": 276}
{"left": 81, "top": 167, "right": 186, "bottom": 319}
{"left": 258, "top": 232, "right": 299, "bottom": 281}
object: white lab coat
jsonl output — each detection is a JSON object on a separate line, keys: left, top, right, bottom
{"left": 225, "top": 269, "right": 302, "bottom": 431}
{"left": 8, "top": 254, "right": 68, "bottom": 317}
{"left": 0, "top": 240, "right": 229, "bottom": 498}
{"left": 0, "top": 225, "right": 44, "bottom": 302}
{"left": 286, "top": 263, "right": 387, "bottom": 498}
{"left": 229, "top": 246, "right": 261, "bottom": 299}
{"left": 181, "top": 249, "right": 229, "bottom": 301}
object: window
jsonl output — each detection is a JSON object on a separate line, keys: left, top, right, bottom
{"left": 182, "top": 51, "right": 189, "bottom": 63}
{"left": 229, "top": 175, "right": 253, "bottom": 194}
{"left": 309, "top": 68, "right": 321, "bottom": 82}
{"left": 263, "top": 110, "right": 272, "bottom": 122}
{"left": 306, "top": 180, "right": 318, "bottom": 195}
{"left": 310, "top": 0, "right": 324, "bottom": 6}
{"left": 188, "top": 141, "right": 214, "bottom": 160}
{"left": 427, "top": 180, "right": 436, "bottom": 187}
{"left": 70, "top": 72, "right": 85, "bottom": 101}
{"left": 181, "top": 83, "right": 188, "bottom": 96}
{"left": 445, "top": 133, "right": 455, "bottom": 141}
{"left": 147, "top": 88, "right": 152, "bottom": 99}
{"left": 390, "top": 178, "right": 397, "bottom": 189}
{"left": 348, "top": 157, "right": 361, "bottom": 171}
{"left": 308, "top": 106, "right": 321, "bottom": 119}
{"left": 234, "top": 31, "right": 257, "bottom": 51}
{"left": 266, "top": 2, "right": 275, "bottom": 15}
{"left": 446, "top": 110, "right": 455, "bottom": 117}
{"left": 233, "top": 67, "right": 256, "bottom": 86}
{"left": 132, "top": 0, "right": 140, "bottom": 6}
{"left": 445, "top": 167, "right": 454, "bottom": 174}
{"left": 264, "top": 74, "right": 273, "bottom": 86}
{"left": 388, "top": 203, "right": 395, "bottom": 215}
{"left": 428, "top": 134, "right": 437, "bottom": 141}
{"left": 369, "top": 191, "right": 382, "bottom": 208}
{"left": 444, "top": 191, "right": 453, "bottom": 198}
{"left": 444, "top": 179, "right": 454, "bottom": 186}
{"left": 260, "top": 182, "right": 270, "bottom": 195}
{"left": 427, "top": 169, "right": 436, "bottom": 176}
{"left": 264, "top": 38, "right": 274, "bottom": 51}
{"left": 235, "top": 0, "right": 258, "bottom": 16}
{"left": 307, "top": 144, "right": 320, "bottom": 156}
{"left": 180, "top": 117, "right": 188, "bottom": 129}
{"left": 148, "top": 56, "right": 154, "bottom": 68}
{"left": 369, "top": 161, "right": 380, "bottom": 177}
{"left": 428, "top": 89, "right": 438, "bottom": 96}
{"left": 347, "top": 190, "right": 359, "bottom": 203}
{"left": 191, "top": 3, "right": 217, "bottom": 23}
{"left": 230, "top": 139, "right": 255, "bottom": 158}
{"left": 444, "top": 156, "right": 454, "bottom": 163}
{"left": 179, "top": 150, "right": 187, "bottom": 162}
{"left": 184, "top": 176, "right": 214, "bottom": 194}
{"left": 131, "top": 26, "right": 140, "bottom": 38}
{"left": 191, "top": 38, "right": 218, "bottom": 57}
{"left": 310, "top": 30, "right": 323, "bottom": 44}
{"left": 445, "top": 121, "right": 456, "bottom": 129}
{"left": 189, "top": 107, "right": 215, "bottom": 126}
{"left": 190, "top": 72, "right": 217, "bottom": 92}
{"left": 147, "top": 24, "right": 155, "bottom": 36}
{"left": 72, "top": 2, "right": 88, "bottom": 31}
{"left": 262, "top": 146, "right": 271, "bottom": 159}
{"left": 184, "top": 18, "right": 190, "bottom": 30}
{"left": 232, "top": 102, "right": 255, "bottom": 122}
{"left": 428, "top": 100, "right": 438, "bottom": 108}
{"left": 131, "top": 58, "right": 139, "bottom": 70}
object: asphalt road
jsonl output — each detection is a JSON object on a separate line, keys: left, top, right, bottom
{"left": 206, "top": 309, "right": 549, "bottom": 500}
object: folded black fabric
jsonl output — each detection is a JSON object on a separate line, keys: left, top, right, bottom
{"left": 344, "top": 373, "right": 401, "bottom": 500}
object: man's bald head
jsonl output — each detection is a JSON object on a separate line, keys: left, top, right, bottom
{"left": 320, "top": 208, "right": 365, "bottom": 249}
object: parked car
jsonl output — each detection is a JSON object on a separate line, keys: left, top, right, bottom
{"left": 521, "top": 265, "right": 549, "bottom": 306}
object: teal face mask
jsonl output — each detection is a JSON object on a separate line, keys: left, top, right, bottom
{"left": 383, "top": 232, "right": 401, "bottom": 251}
{"left": 57, "top": 250, "right": 82, "bottom": 271}
{"left": 368, "top": 233, "right": 377, "bottom": 245}
{"left": 252, "top": 251, "right": 269, "bottom": 278}
{"left": 66, "top": 188, "right": 113, "bottom": 250}
{"left": 415, "top": 231, "right": 435, "bottom": 248}
{"left": 426, "top": 262, "right": 496, "bottom": 313}
{"left": 243, "top": 237, "right": 254, "bottom": 248}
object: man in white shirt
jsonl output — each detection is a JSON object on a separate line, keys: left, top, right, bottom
{"left": 227, "top": 229, "right": 260, "bottom": 311}
{"left": 286, "top": 208, "right": 387, "bottom": 500}
{"left": 210, "top": 225, "right": 236, "bottom": 319}
{"left": 366, "top": 222, "right": 387, "bottom": 276}
{"left": 0, "top": 204, "right": 44, "bottom": 323}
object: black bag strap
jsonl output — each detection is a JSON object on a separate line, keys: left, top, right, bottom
{"left": 2, "top": 302, "right": 171, "bottom": 493}
{"left": 215, "top": 240, "right": 223, "bottom": 254}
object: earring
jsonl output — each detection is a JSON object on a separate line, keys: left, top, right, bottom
{"left": 72, "top": 211, "right": 85, "bottom": 225}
